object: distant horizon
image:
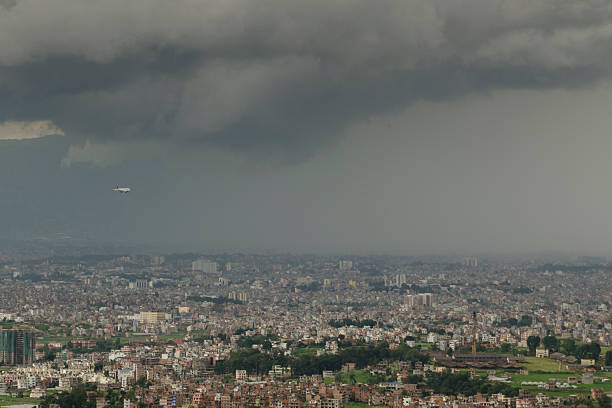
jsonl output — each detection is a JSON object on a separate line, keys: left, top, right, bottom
{"left": 2, "top": 236, "right": 612, "bottom": 262}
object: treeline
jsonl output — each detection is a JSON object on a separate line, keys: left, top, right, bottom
{"left": 426, "top": 372, "right": 518, "bottom": 397}
{"left": 186, "top": 295, "right": 242, "bottom": 304}
{"left": 512, "top": 287, "right": 532, "bottom": 294}
{"left": 215, "top": 342, "right": 429, "bottom": 376}
{"left": 527, "top": 336, "right": 602, "bottom": 360}
{"left": 496, "top": 315, "right": 532, "bottom": 327}
{"left": 41, "top": 384, "right": 141, "bottom": 408}
{"left": 236, "top": 334, "right": 276, "bottom": 349}
{"left": 296, "top": 282, "right": 322, "bottom": 292}
{"left": 40, "top": 384, "right": 98, "bottom": 408}
{"left": 530, "top": 263, "right": 612, "bottom": 273}
{"left": 328, "top": 318, "right": 377, "bottom": 328}
{"left": 68, "top": 338, "right": 121, "bottom": 353}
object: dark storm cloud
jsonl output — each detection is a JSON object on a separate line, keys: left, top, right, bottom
{"left": 3, "top": 0, "right": 612, "bottom": 163}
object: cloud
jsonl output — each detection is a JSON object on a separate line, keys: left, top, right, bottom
{"left": 60, "top": 139, "right": 165, "bottom": 168}
{"left": 0, "top": 120, "right": 64, "bottom": 140}
{"left": 2, "top": 0, "right": 612, "bottom": 164}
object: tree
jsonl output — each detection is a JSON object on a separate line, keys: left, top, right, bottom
{"left": 518, "top": 315, "right": 533, "bottom": 327}
{"left": 526, "top": 336, "right": 540, "bottom": 355}
{"left": 598, "top": 395, "right": 612, "bottom": 408}
{"left": 541, "top": 336, "right": 559, "bottom": 352}
{"left": 560, "top": 338, "right": 576, "bottom": 355}
{"left": 575, "top": 342, "right": 601, "bottom": 360}
{"left": 606, "top": 350, "right": 612, "bottom": 366}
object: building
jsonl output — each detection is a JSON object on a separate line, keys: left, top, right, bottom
{"left": 192, "top": 259, "right": 217, "bottom": 274}
{"left": 462, "top": 257, "right": 478, "bottom": 267}
{"left": 139, "top": 312, "right": 167, "bottom": 325}
{"left": 0, "top": 329, "right": 35, "bottom": 366}
{"left": 404, "top": 293, "right": 434, "bottom": 308}
{"left": 236, "top": 370, "right": 247, "bottom": 381}
{"left": 339, "top": 260, "right": 353, "bottom": 271}
{"left": 128, "top": 280, "right": 149, "bottom": 289}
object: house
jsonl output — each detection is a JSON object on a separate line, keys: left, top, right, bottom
{"left": 580, "top": 359, "right": 595, "bottom": 366}
{"left": 581, "top": 374, "right": 594, "bottom": 384}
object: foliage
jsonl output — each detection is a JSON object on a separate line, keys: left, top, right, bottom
{"left": 186, "top": 295, "right": 242, "bottom": 304}
{"left": 527, "top": 336, "right": 540, "bottom": 355}
{"left": 518, "top": 315, "right": 533, "bottom": 327}
{"left": 541, "top": 336, "right": 560, "bottom": 352}
{"left": 512, "top": 287, "right": 532, "bottom": 294}
{"left": 40, "top": 384, "right": 97, "bottom": 408}
{"left": 426, "top": 372, "right": 518, "bottom": 397}
{"left": 215, "top": 342, "right": 428, "bottom": 376}
{"left": 296, "top": 281, "right": 322, "bottom": 292}
{"left": 574, "top": 342, "right": 601, "bottom": 360}
{"left": 328, "top": 318, "right": 378, "bottom": 328}
{"left": 598, "top": 394, "right": 612, "bottom": 408}
{"left": 236, "top": 334, "right": 274, "bottom": 350}
{"left": 497, "top": 315, "right": 532, "bottom": 328}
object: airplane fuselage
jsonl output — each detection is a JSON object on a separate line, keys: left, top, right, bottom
{"left": 113, "top": 186, "right": 131, "bottom": 193}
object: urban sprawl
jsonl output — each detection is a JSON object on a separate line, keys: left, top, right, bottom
{"left": 0, "top": 252, "right": 611, "bottom": 408}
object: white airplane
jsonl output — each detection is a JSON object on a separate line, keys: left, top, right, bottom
{"left": 113, "top": 185, "right": 131, "bottom": 194}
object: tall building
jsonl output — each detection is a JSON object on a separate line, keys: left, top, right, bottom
{"left": 192, "top": 259, "right": 217, "bottom": 274}
{"left": 139, "top": 312, "right": 167, "bottom": 325}
{"left": 339, "top": 260, "right": 353, "bottom": 271}
{"left": 404, "top": 293, "right": 434, "bottom": 308}
{"left": 0, "top": 329, "right": 35, "bottom": 366}
{"left": 462, "top": 257, "right": 478, "bottom": 267}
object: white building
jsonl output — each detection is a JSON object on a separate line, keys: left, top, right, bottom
{"left": 192, "top": 259, "right": 217, "bottom": 274}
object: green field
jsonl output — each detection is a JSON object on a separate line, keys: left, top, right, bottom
{"left": 36, "top": 332, "right": 189, "bottom": 347}
{"left": 0, "top": 395, "right": 41, "bottom": 407}
{"left": 36, "top": 335, "right": 74, "bottom": 345}
{"left": 510, "top": 370, "right": 612, "bottom": 397}
{"left": 335, "top": 369, "right": 381, "bottom": 385}
{"left": 292, "top": 347, "right": 322, "bottom": 357}
{"left": 521, "top": 356, "right": 567, "bottom": 372}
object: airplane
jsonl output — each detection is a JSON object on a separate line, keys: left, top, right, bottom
{"left": 113, "top": 185, "right": 131, "bottom": 194}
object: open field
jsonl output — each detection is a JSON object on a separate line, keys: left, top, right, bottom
{"left": 36, "top": 332, "right": 190, "bottom": 347}
{"left": 0, "top": 395, "right": 41, "bottom": 407}
{"left": 35, "top": 335, "right": 75, "bottom": 345}
{"left": 522, "top": 356, "right": 566, "bottom": 372}
{"left": 510, "top": 370, "right": 612, "bottom": 397}
{"left": 336, "top": 369, "right": 380, "bottom": 385}
{"left": 292, "top": 347, "right": 322, "bottom": 357}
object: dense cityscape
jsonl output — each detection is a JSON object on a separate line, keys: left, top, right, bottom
{"left": 4, "top": 1, "right": 612, "bottom": 407}
{"left": 0, "top": 249, "right": 610, "bottom": 407}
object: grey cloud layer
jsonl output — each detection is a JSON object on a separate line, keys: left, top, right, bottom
{"left": 2, "top": 0, "right": 612, "bottom": 162}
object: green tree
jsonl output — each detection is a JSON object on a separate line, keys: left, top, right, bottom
{"left": 598, "top": 394, "right": 612, "bottom": 408}
{"left": 560, "top": 338, "right": 576, "bottom": 355}
{"left": 575, "top": 342, "right": 601, "bottom": 360}
{"left": 541, "top": 336, "right": 559, "bottom": 352}
{"left": 526, "top": 336, "right": 540, "bottom": 355}
{"left": 605, "top": 350, "right": 612, "bottom": 366}
{"left": 518, "top": 315, "right": 533, "bottom": 327}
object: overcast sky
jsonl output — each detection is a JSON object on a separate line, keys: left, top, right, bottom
{"left": 2, "top": 0, "right": 612, "bottom": 255}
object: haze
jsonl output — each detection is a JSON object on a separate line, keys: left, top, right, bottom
{"left": 2, "top": 0, "right": 612, "bottom": 255}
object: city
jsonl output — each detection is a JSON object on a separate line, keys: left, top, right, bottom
{"left": 0, "top": 251, "right": 610, "bottom": 407}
